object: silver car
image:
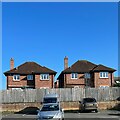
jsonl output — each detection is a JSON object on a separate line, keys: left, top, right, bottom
{"left": 37, "top": 103, "right": 64, "bottom": 120}
{"left": 42, "top": 94, "right": 59, "bottom": 104}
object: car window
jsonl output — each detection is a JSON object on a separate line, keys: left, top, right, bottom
{"left": 83, "top": 98, "right": 96, "bottom": 103}
{"left": 41, "top": 104, "right": 59, "bottom": 111}
{"left": 43, "top": 98, "right": 57, "bottom": 103}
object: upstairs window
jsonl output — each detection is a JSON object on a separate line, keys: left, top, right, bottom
{"left": 100, "top": 72, "right": 108, "bottom": 78}
{"left": 13, "top": 75, "right": 20, "bottom": 81}
{"left": 27, "top": 75, "right": 33, "bottom": 80}
{"left": 40, "top": 74, "right": 49, "bottom": 80}
{"left": 71, "top": 73, "right": 78, "bottom": 79}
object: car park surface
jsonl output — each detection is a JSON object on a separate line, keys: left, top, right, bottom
{"left": 2, "top": 110, "right": 120, "bottom": 120}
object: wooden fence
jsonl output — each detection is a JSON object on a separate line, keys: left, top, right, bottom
{"left": 1, "top": 87, "right": 120, "bottom": 103}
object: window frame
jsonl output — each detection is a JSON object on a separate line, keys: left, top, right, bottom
{"left": 71, "top": 73, "right": 78, "bottom": 79}
{"left": 40, "top": 74, "right": 49, "bottom": 80}
{"left": 13, "top": 75, "right": 20, "bottom": 81}
{"left": 27, "top": 75, "right": 33, "bottom": 80}
{"left": 99, "top": 72, "right": 109, "bottom": 78}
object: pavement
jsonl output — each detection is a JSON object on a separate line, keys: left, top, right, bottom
{"left": 1, "top": 110, "right": 120, "bottom": 120}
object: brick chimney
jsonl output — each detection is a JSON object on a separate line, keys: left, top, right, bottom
{"left": 10, "top": 58, "right": 14, "bottom": 70}
{"left": 64, "top": 56, "right": 68, "bottom": 70}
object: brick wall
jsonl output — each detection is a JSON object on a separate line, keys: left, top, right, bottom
{"left": 35, "top": 74, "right": 54, "bottom": 89}
{"left": 2, "top": 101, "right": 120, "bottom": 112}
{"left": 7, "top": 75, "right": 35, "bottom": 89}
{"left": 94, "top": 72, "right": 113, "bottom": 88}
{"left": 7, "top": 74, "right": 54, "bottom": 89}
{"left": 64, "top": 73, "right": 94, "bottom": 88}
{"left": 61, "top": 72, "right": 114, "bottom": 88}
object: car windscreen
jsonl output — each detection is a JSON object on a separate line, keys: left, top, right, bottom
{"left": 43, "top": 98, "right": 57, "bottom": 103}
{"left": 41, "top": 104, "right": 59, "bottom": 111}
{"left": 83, "top": 98, "right": 96, "bottom": 103}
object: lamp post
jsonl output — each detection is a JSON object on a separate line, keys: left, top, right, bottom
{"left": 84, "top": 73, "right": 90, "bottom": 97}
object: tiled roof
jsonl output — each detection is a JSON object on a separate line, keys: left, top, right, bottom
{"left": 4, "top": 62, "right": 57, "bottom": 75}
{"left": 92, "top": 64, "right": 116, "bottom": 72}
{"left": 62, "top": 60, "right": 116, "bottom": 73}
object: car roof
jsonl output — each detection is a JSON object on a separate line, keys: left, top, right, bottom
{"left": 44, "top": 94, "right": 59, "bottom": 98}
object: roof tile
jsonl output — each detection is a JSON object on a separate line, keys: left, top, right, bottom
{"left": 4, "top": 62, "right": 57, "bottom": 75}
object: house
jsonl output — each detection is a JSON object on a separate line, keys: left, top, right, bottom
{"left": 57, "top": 57, "right": 116, "bottom": 88}
{"left": 4, "top": 58, "right": 57, "bottom": 90}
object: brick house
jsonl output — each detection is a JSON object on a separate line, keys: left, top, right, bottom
{"left": 57, "top": 57, "right": 116, "bottom": 88}
{"left": 4, "top": 58, "right": 57, "bottom": 90}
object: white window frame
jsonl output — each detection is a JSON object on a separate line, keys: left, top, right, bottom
{"left": 27, "top": 75, "right": 33, "bottom": 80}
{"left": 100, "top": 72, "right": 109, "bottom": 78}
{"left": 13, "top": 75, "right": 20, "bottom": 81}
{"left": 40, "top": 74, "right": 49, "bottom": 80}
{"left": 71, "top": 73, "right": 78, "bottom": 79}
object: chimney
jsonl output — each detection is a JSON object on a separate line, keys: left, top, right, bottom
{"left": 10, "top": 58, "right": 14, "bottom": 70}
{"left": 64, "top": 56, "right": 68, "bottom": 70}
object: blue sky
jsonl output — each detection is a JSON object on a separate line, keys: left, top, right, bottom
{"left": 2, "top": 2, "right": 118, "bottom": 90}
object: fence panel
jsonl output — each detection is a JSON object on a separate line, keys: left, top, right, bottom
{"left": 85, "top": 88, "right": 98, "bottom": 101}
{"left": 1, "top": 87, "right": 120, "bottom": 103}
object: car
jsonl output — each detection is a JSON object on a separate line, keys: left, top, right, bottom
{"left": 37, "top": 103, "right": 64, "bottom": 120}
{"left": 42, "top": 94, "right": 59, "bottom": 104}
{"left": 79, "top": 97, "right": 98, "bottom": 112}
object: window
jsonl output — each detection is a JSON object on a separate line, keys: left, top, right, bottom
{"left": 100, "top": 72, "right": 108, "bottom": 78}
{"left": 40, "top": 74, "right": 49, "bottom": 80}
{"left": 71, "top": 73, "right": 78, "bottom": 79}
{"left": 41, "top": 104, "right": 59, "bottom": 111}
{"left": 13, "top": 75, "right": 20, "bottom": 81}
{"left": 43, "top": 98, "right": 57, "bottom": 104}
{"left": 27, "top": 75, "right": 33, "bottom": 80}
{"left": 84, "top": 73, "right": 90, "bottom": 79}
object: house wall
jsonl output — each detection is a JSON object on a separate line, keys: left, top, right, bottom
{"left": 64, "top": 73, "right": 85, "bottom": 88}
{"left": 35, "top": 74, "right": 54, "bottom": 89}
{"left": 94, "top": 72, "right": 114, "bottom": 88}
{"left": 59, "top": 72, "right": 114, "bottom": 88}
{"left": 7, "top": 75, "right": 35, "bottom": 89}
{"left": 7, "top": 74, "right": 54, "bottom": 89}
